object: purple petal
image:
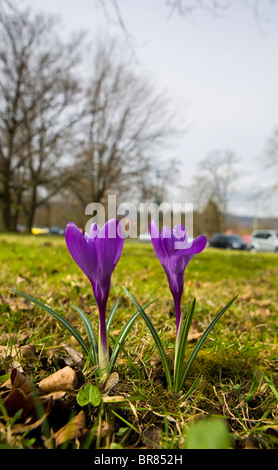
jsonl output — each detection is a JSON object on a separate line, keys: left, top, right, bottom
{"left": 150, "top": 219, "right": 160, "bottom": 239}
{"left": 150, "top": 220, "right": 166, "bottom": 264}
{"left": 161, "top": 226, "right": 176, "bottom": 257}
{"left": 171, "top": 224, "right": 189, "bottom": 254}
{"left": 173, "top": 234, "right": 207, "bottom": 256}
{"left": 172, "top": 224, "right": 187, "bottom": 243}
{"left": 95, "top": 219, "right": 124, "bottom": 280}
{"left": 65, "top": 222, "right": 95, "bottom": 282}
{"left": 89, "top": 222, "right": 100, "bottom": 238}
{"left": 85, "top": 223, "right": 99, "bottom": 263}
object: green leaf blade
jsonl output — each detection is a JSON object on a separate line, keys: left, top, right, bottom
{"left": 109, "top": 298, "right": 156, "bottom": 372}
{"left": 106, "top": 300, "right": 120, "bottom": 336}
{"left": 179, "top": 294, "right": 238, "bottom": 391}
{"left": 9, "top": 288, "right": 90, "bottom": 357}
{"left": 174, "top": 298, "right": 196, "bottom": 393}
{"left": 122, "top": 286, "right": 172, "bottom": 390}
{"left": 71, "top": 304, "right": 98, "bottom": 365}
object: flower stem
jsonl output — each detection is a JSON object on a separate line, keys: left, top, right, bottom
{"left": 174, "top": 295, "right": 182, "bottom": 334}
{"left": 98, "top": 309, "right": 110, "bottom": 381}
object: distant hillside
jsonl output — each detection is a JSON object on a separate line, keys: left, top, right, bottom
{"left": 227, "top": 213, "right": 278, "bottom": 231}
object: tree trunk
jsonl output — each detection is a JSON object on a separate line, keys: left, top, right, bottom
{"left": 1, "top": 183, "right": 16, "bottom": 232}
{"left": 26, "top": 186, "right": 37, "bottom": 233}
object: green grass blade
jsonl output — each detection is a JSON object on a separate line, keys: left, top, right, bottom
{"left": 71, "top": 304, "right": 98, "bottom": 365}
{"left": 109, "top": 299, "right": 156, "bottom": 371}
{"left": 181, "top": 373, "right": 202, "bottom": 401}
{"left": 259, "top": 370, "right": 278, "bottom": 402}
{"left": 9, "top": 288, "right": 90, "bottom": 357}
{"left": 174, "top": 298, "right": 196, "bottom": 393}
{"left": 122, "top": 286, "right": 172, "bottom": 390}
{"left": 109, "top": 310, "right": 140, "bottom": 371}
{"left": 179, "top": 294, "right": 238, "bottom": 391}
{"left": 106, "top": 299, "right": 120, "bottom": 336}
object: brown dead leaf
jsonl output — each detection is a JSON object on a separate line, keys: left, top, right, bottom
{"left": 102, "top": 372, "right": 119, "bottom": 396}
{"left": 41, "top": 391, "right": 67, "bottom": 406}
{"left": 62, "top": 344, "right": 83, "bottom": 365}
{"left": 188, "top": 319, "right": 202, "bottom": 343}
{"left": 19, "top": 344, "right": 36, "bottom": 359}
{"left": 51, "top": 410, "right": 87, "bottom": 447}
{"left": 5, "top": 358, "right": 23, "bottom": 374}
{"left": 187, "top": 318, "right": 202, "bottom": 343}
{"left": 143, "top": 425, "right": 161, "bottom": 448}
{"left": 0, "top": 343, "right": 35, "bottom": 363}
{"left": 251, "top": 299, "right": 273, "bottom": 308}
{"left": 1, "top": 369, "right": 35, "bottom": 417}
{"left": 265, "top": 425, "right": 278, "bottom": 438}
{"left": 10, "top": 400, "right": 52, "bottom": 434}
{"left": 0, "top": 344, "right": 18, "bottom": 359}
{"left": 250, "top": 308, "right": 271, "bottom": 319}
{"left": 102, "top": 395, "right": 128, "bottom": 403}
{"left": 9, "top": 297, "right": 34, "bottom": 313}
{"left": 240, "top": 292, "right": 253, "bottom": 302}
{"left": 11, "top": 368, "right": 33, "bottom": 393}
{"left": 0, "top": 331, "right": 30, "bottom": 345}
{"left": 244, "top": 434, "right": 260, "bottom": 449}
{"left": 2, "top": 388, "right": 34, "bottom": 417}
{"left": 38, "top": 366, "right": 78, "bottom": 394}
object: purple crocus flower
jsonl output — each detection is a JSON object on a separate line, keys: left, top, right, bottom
{"left": 150, "top": 220, "right": 207, "bottom": 333}
{"left": 65, "top": 219, "right": 123, "bottom": 376}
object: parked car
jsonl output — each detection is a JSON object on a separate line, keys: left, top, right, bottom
{"left": 208, "top": 233, "right": 248, "bottom": 250}
{"left": 16, "top": 224, "right": 25, "bottom": 233}
{"left": 31, "top": 226, "right": 49, "bottom": 235}
{"left": 138, "top": 232, "right": 151, "bottom": 242}
{"left": 49, "top": 226, "right": 65, "bottom": 235}
{"left": 248, "top": 229, "right": 278, "bottom": 253}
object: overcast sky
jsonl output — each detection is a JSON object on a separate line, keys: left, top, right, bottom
{"left": 23, "top": 0, "right": 278, "bottom": 218}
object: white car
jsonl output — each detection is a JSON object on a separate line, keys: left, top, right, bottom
{"left": 138, "top": 233, "right": 151, "bottom": 242}
{"left": 249, "top": 229, "right": 278, "bottom": 253}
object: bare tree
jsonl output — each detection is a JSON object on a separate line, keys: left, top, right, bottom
{"left": 266, "top": 127, "right": 278, "bottom": 165}
{"left": 165, "top": 0, "right": 277, "bottom": 18}
{"left": 69, "top": 40, "right": 178, "bottom": 209}
{"left": 264, "top": 126, "right": 278, "bottom": 194}
{"left": 96, "top": 0, "right": 278, "bottom": 44}
{"left": 0, "top": 7, "right": 84, "bottom": 231}
{"left": 186, "top": 150, "right": 238, "bottom": 231}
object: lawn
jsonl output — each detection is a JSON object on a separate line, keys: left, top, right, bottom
{"left": 0, "top": 233, "right": 277, "bottom": 449}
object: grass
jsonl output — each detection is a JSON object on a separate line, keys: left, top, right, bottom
{"left": 0, "top": 233, "right": 277, "bottom": 449}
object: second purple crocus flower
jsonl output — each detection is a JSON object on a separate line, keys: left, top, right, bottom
{"left": 65, "top": 219, "right": 123, "bottom": 378}
{"left": 150, "top": 220, "right": 207, "bottom": 333}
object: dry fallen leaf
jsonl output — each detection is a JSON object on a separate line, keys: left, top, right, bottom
{"left": 3, "top": 389, "right": 34, "bottom": 417}
{"left": 1, "top": 369, "right": 35, "bottom": 417}
{"left": 188, "top": 319, "right": 202, "bottom": 343}
{"left": 10, "top": 400, "right": 52, "bottom": 434}
{"left": 10, "top": 368, "right": 33, "bottom": 393}
{"left": 251, "top": 299, "right": 273, "bottom": 308}
{"left": 240, "top": 292, "right": 253, "bottom": 302}
{"left": 265, "top": 425, "right": 278, "bottom": 438}
{"left": 102, "top": 372, "right": 119, "bottom": 396}
{"left": 8, "top": 296, "right": 34, "bottom": 312}
{"left": 0, "top": 343, "right": 35, "bottom": 372}
{"left": 50, "top": 410, "right": 87, "bottom": 447}
{"left": 0, "top": 344, "right": 18, "bottom": 359}
{"left": 62, "top": 344, "right": 84, "bottom": 365}
{"left": 143, "top": 425, "right": 161, "bottom": 448}
{"left": 38, "top": 366, "right": 78, "bottom": 394}
{"left": 244, "top": 434, "right": 260, "bottom": 449}
{"left": 19, "top": 344, "right": 36, "bottom": 359}
{"left": 41, "top": 391, "right": 67, "bottom": 402}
